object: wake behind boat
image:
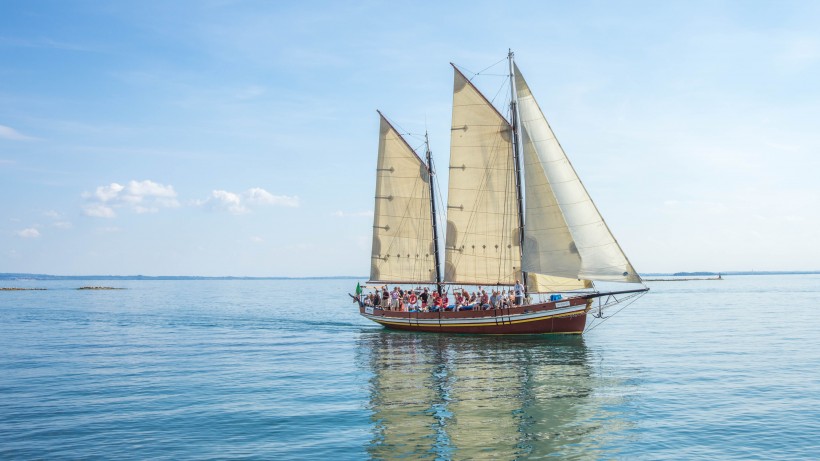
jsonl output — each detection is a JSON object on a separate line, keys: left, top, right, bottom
{"left": 352, "top": 51, "right": 648, "bottom": 334}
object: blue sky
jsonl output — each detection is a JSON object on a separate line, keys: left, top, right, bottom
{"left": 2, "top": 0, "right": 819, "bottom": 276}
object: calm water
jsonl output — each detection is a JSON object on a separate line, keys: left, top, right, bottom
{"left": 1, "top": 275, "right": 818, "bottom": 460}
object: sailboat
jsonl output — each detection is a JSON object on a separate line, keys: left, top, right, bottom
{"left": 354, "top": 51, "right": 648, "bottom": 334}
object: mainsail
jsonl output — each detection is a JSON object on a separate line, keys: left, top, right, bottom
{"left": 370, "top": 113, "right": 437, "bottom": 283}
{"left": 514, "top": 64, "right": 640, "bottom": 283}
{"left": 444, "top": 67, "right": 520, "bottom": 285}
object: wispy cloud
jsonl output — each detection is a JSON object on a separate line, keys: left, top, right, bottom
{"left": 332, "top": 210, "right": 373, "bottom": 218}
{"left": 16, "top": 227, "right": 40, "bottom": 238}
{"left": 0, "top": 36, "right": 102, "bottom": 52}
{"left": 245, "top": 187, "right": 299, "bottom": 207}
{"left": 234, "top": 85, "right": 267, "bottom": 100}
{"left": 776, "top": 35, "right": 820, "bottom": 71}
{"left": 83, "top": 203, "right": 117, "bottom": 218}
{"left": 95, "top": 226, "right": 122, "bottom": 233}
{"left": 196, "top": 187, "right": 299, "bottom": 214}
{"left": 0, "top": 124, "right": 35, "bottom": 141}
{"left": 42, "top": 210, "right": 72, "bottom": 229}
{"left": 82, "top": 179, "right": 180, "bottom": 218}
{"left": 662, "top": 199, "right": 728, "bottom": 215}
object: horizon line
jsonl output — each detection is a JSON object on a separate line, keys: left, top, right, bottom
{"left": 2, "top": 270, "right": 820, "bottom": 280}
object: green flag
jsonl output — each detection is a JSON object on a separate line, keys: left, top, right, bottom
{"left": 355, "top": 282, "right": 362, "bottom": 295}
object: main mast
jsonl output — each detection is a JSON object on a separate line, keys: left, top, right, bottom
{"left": 426, "top": 132, "right": 443, "bottom": 295}
{"left": 508, "top": 49, "right": 528, "bottom": 297}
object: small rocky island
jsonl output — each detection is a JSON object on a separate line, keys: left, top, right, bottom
{"left": 77, "top": 286, "right": 125, "bottom": 290}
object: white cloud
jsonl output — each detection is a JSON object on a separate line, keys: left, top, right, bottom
{"left": 83, "top": 179, "right": 180, "bottom": 217}
{"left": 245, "top": 187, "right": 300, "bottom": 207}
{"left": 16, "top": 227, "right": 40, "bottom": 238}
{"left": 196, "top": 187, "right": 299, "bottom": 214}
{"left": 0, "top": 124, "right": 35, "bottom": 141}
{"left": 207, "top": 190, "right": 247, "bottom": 214}
{"left": 127, "top": 179, "right": 177, "bottom": 198}
{"left": 53, "top": 221, "right": 73, "bottom": 229}
{"left": 93, "top": 182, "right": 125, "bottom": 201}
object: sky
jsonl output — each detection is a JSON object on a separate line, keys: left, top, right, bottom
{"left": 1, "top": 0, "right": 819, "bottom": 276}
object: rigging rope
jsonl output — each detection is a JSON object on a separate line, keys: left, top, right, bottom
{"left": 583, "top": 291, "right": 647, "bottom": 333}
{"left": 459, "top": 57, "right": 507, "bottom": 82}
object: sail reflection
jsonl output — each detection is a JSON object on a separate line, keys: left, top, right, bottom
{"left": 357, "top": 331, "right": 629, "bottom": 459}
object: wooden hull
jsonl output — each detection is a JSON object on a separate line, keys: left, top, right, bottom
{"left": 359, "top": 297, "right": 590, "bottom": 335}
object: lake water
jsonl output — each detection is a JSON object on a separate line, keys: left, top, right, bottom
{"left": 1, "top": 275, "right": 818, "bottom": 460}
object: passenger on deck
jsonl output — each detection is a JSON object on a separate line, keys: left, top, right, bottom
{"left": 382, "top": 288, "right": 390, "bottom": 310}
{"left": 514, "top": 280, "right": 524, "bottom": 306}
{"left": 420, "top": 288, "right": 429, "bottom": 310}
{"left": 391, "top": 287, "right": 400, "bottom": 310}
{"left": 480, "top": 290, "right": 490, "bottom": 309}
{"left": 454, "top": 292, "right": 464, "bottom": 311}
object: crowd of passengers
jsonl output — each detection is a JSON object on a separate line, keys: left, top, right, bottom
{"left": 361, "top": 281, "right": 535, "bottom": 312}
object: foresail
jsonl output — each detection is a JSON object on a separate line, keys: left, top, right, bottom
{"left": 514, "top": 65, "right": 640, "bottom": 283}
{"left": 522, "top": 126, "right": 590, "bottom": 289}
{"left": 370, "top": 113, "right": 437, "bottom": 283}
{"left": 444, "top": 67, "right": 520, "bottom": 285}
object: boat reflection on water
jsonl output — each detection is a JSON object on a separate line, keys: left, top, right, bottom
{"left": 357, "top": 330, "right": 630, "bottom": 459}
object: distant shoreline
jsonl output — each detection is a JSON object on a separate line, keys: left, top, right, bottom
{"left": 641, "top": 271, "right": 820, "bottom": 276}
{"left": 1, "top": 271, "right": 819, "bottom": 281}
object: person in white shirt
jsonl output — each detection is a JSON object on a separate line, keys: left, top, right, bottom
{"left": 513, "top": 280, "right": 524, "bottom": 306}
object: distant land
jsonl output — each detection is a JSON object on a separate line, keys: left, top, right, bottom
{"left": 0, "top": 273, "right": 365, "bottom": 281}
{"left": 2, "top": 271, "right": 819, "bottom": 281}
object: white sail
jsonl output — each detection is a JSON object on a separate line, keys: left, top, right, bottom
{"left": 444, "top": 67, "right": 520, "bottom": 285}
{"left": 528, "top": 272, "right": 591, "bottom": 292}
{"left": 370, "top": 113, "right": 437, "bottom": 283}
{"left": 514, "top": 65, "right": 640, "bottom": 283}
